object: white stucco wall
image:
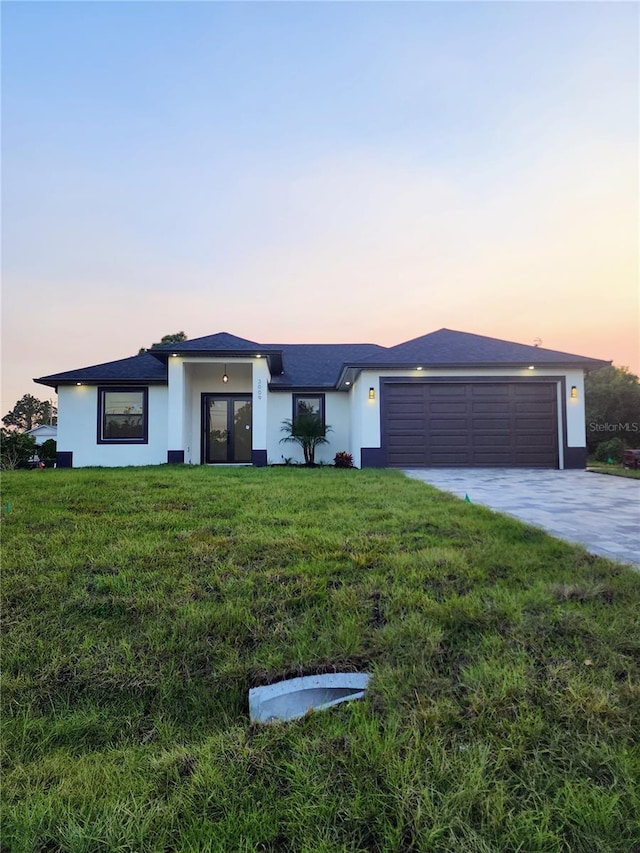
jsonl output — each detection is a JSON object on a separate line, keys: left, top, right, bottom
{"left": 564, "top": 369, "right": 586, "bottom": 447}
{"left": 57, "top": 384, "right": 168, "bottom": 467}
{"left": 266, "top": 391, "right": 351, "bottom": 465}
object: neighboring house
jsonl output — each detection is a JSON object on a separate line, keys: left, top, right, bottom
{"left": 25, "top": 424, "right": 57, "bottom": 446}
{"left": 34, "top": 329, "right": 609, "bottom": 470}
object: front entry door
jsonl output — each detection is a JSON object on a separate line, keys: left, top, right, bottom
{"left": 203, "top": 396, "right": 252, "bottom": 463}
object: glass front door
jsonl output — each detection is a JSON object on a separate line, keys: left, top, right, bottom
{"left": 203, "top": 396, "right": 252, "bottom": 463}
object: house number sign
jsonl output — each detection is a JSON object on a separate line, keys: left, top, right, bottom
{"left": 257, "top": 379, "right": 263, "bottom": 401}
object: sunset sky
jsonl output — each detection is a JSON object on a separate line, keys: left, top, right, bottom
{"left": 2, "top": 1, "right": 638, "bottom": 415}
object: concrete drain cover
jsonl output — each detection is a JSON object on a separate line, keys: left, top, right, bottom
{"left": 249, "top": 673, "right": 370, "bottom": 723}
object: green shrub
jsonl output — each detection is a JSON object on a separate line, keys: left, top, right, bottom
{"left": 594, "top": 437, "right": 625, "bottom": 463}
{"left": 40, "top": 438, "right": 57, "bottom": 467}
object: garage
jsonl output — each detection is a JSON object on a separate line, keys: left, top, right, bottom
{"left": 383, "top": 381, "right": 559, "bottom": 467}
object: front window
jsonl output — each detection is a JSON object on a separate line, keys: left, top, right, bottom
{"left": 98, "top": 387, "right": 148, "bottom": 443}
{"left": 293, "top": 394, "right": 325, "bottom": 429}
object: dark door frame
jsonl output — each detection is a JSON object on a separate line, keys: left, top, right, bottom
{"left": 201, "top": 393, "right": 252, "bottom": 464}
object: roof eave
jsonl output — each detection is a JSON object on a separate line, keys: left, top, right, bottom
{"left": 150, "top": 348, "right": 283, "bottom": 374}
{"left": 34, "top": 377, "right": 168, "bottom": 389}
{"left": 337, "top": 358, "right": 611, "bottom": 384}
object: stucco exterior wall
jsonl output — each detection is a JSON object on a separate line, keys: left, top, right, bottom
{"left": 266, "top": 391, "right": 351, "bottom": 465}
{"left": 564, "top": 369, "right": 586, "bottom": 448}
{"left": 57, "top": 384, "right": 168, "bottom": 467}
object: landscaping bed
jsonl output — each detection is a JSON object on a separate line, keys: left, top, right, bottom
{"left": 2, "top": 467, "right": 639, "bottom": 852}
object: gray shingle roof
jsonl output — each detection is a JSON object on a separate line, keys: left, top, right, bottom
{"left": 148, "top": 331, "right": 284, "bottom": 374}
{"left": 150, "top": 332, "right": 263, "bottom": 353}
{"left": 34, "top": 328, "right": 609, "bottom": 391}
{"left": 34, "top": 352, "right": 168, "bottom": 388}
{"left": 268, "top": 343, "right": 385, "bottom": 388}
{"left": 355, "top": 328, "right": 610, "bottom": 369}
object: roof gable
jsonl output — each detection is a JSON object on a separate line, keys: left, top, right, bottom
{"left": 357, "top": 328, "right": 610, "bottom": 368}
{"left": 151, "top": 331, "right": 262, "bottom": 352}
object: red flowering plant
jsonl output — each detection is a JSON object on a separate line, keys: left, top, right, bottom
{"left": 334, "top": 451, "right": 354, "bottom": 468}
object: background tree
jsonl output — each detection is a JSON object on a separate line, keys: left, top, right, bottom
{"left": 138, "top": 332, "right": 187, "bottom": 355}
{"left": 0, "top": 429, "right": 37, "bottom": 469}
{"left": 585, "top": 365, "right": 640, "bottom": 454}
{"left": 2, "top": 395, "right": 57, "bottom": 431}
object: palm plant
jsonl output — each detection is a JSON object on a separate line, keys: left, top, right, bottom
{"left": 280, "top": 413, "right": 332, "bottom": 466}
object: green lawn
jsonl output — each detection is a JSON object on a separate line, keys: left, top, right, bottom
{"left": 586, "top": 464, "right": 640, "bottom": 480}
{"left": 2, "top": 467, "right": 639, "bottom": 853}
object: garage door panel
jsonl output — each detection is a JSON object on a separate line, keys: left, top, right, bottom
{"left": 515, "top": 433, "right": 556, "bottom": 447}
{"left": 470, "top": 384, "right": 510, "bottom": 397}
{"left": 430, "top": 434, "right": 473, "bottom": 447}
{"left": 514, "top": 416, "right": 555, "bottom": 430}
{"left": 384, "top": 382, "right": 558, "bottom": 468}
{"left": 429, "top": 402, "right": 468, "bottom": 414}
{"left": 387, "top": 401, "right": 425, "bottom": 414}
{"left": 472, "top": 417, "right": 511, "bottom": 431}
{"left": 430, "top": 385, "right": 467, "bottom": 397}
{"left": 515, "top": 384, "right": 555, "bottom": 398}
{"left": 515, "top": 402, "right": 555, "bottom": 415}
{"left": 473, "top": 434, "right": 511, "bottom": 447}
{"left": 472, "top": 402, "right": 511, "bottom": 414}
{"left": 431, "top": 452, "right": 472, "bottom": 464}
{"left": 430, "top": 418, "right": 471, "bottom": 430}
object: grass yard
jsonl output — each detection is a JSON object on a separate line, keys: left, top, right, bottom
{"left": 586, "top": 465, "right": 640, "bottom": 480}
{"left": 2, "top": 466, "right": 639, "bottom": 853}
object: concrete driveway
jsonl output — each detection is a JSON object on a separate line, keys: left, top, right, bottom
{"left": 403, "top": 468, "right": 639, "bottom": 569}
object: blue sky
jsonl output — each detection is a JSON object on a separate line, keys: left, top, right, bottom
{"left": 2, "top": 1, "right": 638, "bottom": 411}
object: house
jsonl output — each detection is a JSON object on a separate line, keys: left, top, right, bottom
{"left": 25, "top": 424, "right": 57, "bottom": 446}
{"left": 34, "top": 329, "right": 609, "bottom": 470}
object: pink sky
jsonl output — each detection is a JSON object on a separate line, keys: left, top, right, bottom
{"left": 2, "top": 2, "right": 638, "bottom": 415}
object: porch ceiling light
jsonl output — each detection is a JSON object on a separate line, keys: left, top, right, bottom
{"left": 528, "top": 365, "right": 535, "bottom": 370}
{"left": 416, "top": 366, "right": 423, "bottom": 371}
{"left": 345, "top": 380, "right": 351, "bottom": 386}
{"left": 76, "top": 382, "right": 82, "bottom": 386}
{"left": 222, "top": 364, "right": 229, "bottom": 384}
{"left": 171, "top": 353, "right": 178, "bottom": 357}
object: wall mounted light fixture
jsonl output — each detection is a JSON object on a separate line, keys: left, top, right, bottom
{"left": 369, "top": 387, "right": 375, "bottom": 400}
{"left": 222, "top": 364, "right": 229, "bottom": 384}
{"left": 571, "top": 386, "right": 577, "bottom": 399}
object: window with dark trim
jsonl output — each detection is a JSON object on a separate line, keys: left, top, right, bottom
{"left": 292, "top": 394, "right": 325, "bottom": 429}
{"left": 98, "top": 387, "right": 149, "bottom": 444}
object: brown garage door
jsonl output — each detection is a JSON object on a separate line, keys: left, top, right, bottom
{"left": 384, "top": 382, "right": 558, "bottom": 467}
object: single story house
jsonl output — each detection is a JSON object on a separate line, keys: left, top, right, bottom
{"left": 34, "top": 329, "right": 609, "bottom": 469}
{"left": 25, "top": 424, "right": 57, "bottom": 446}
